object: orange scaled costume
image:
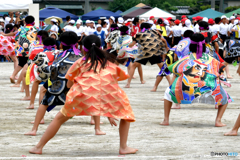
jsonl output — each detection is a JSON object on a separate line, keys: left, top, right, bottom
{"left": 61, "top": 57, "right": 135, "bottom": 122}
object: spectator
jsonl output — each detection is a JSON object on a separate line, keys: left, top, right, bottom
{"left": 14, "top": 12, "right": 21, "bottom": 25}
{"left": 48, "top": 19, "right": 59, "bottom": 34}
{"left": 219, "top": 15, "right": 229, "bottom": 43}
{"left": 64, "top": 16, "right": 71, "bottom": 27}
{"left": 5, "top": 12, "right": 16, "bottom": 27}
{"left": 0, "top": 18, "right": 5, "bottom": 32}
{"left": 93, "top": 24, "right": 107, "bottom": 48}
{"left": 62, "top": 20, "right": 75, "bottom": 32}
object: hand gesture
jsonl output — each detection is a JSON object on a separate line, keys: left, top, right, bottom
{"left": 108, "top": 117, "right": 118, "bottom": 126}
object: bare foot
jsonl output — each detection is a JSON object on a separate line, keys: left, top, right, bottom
{"left": 124, "top": 84, "right": 130, "bottom": 88}
{"left": 227, "top": 76, "right": 233, "bottom": 79}
{"left": 11, "top": 83, "right": 20, "bottom": 87}
{"left": 150, "top": 87, "right": 157, "bottom": 92}
{"left": 215, "top": 121, "right": 226, "bottom": 127}
{"left": 141, "top": 80, "right": 146, "bottom": 84}
{"left": 26, "top": 104, "right": 34, "bottom": 109}
{"left": 160, "top": 119, "right": 169, "bottom": 126}
{"left": 132, "top": 76, "right": 136, "bottom": 79}
{"left": 10, "top": 77, "right": 15, "bottom": 84}
{"left": 31, "top": 119, "right": 45, "bottom": 124}
{"left": 21, "top": 96, "right": 31, "bottom": 101}
{"left": 19, "top": 89, "right": 24, "bottom": 92}
{"left": 24, "top": 130, "right": 37, "bottom": 136}
{"left": 224, "top": 130, "right": 238, "bottom": 136}
{"left": 215, "top": 105, "right": 218, "bottom": 109}
{"left": 29, "top": 146, "right": 42, "bottom": 154}
{"left": 15, "top": 76, "right": 18, "bottom": 80}
{"left": 119, "top": 146, "right": 138, "bottom": 155}
{"left": 95, "top": 129, "right": 106, "bottom": 135}
{"left": 172, "top": 104, "right": 181, "bottom": 109}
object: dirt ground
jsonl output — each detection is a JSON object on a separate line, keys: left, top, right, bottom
{"left": 0, "top": 62, "right": 240, "bottom": 160}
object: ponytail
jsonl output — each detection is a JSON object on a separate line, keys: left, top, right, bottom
{"left": 82, "top": 44, "right": 108, "bottom": 73}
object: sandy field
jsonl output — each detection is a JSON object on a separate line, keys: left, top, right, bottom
{"left": 0, "top": 62, "right": 240, "bottom": 160}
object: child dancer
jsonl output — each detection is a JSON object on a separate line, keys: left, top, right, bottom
{"left": 161, "top": 33, "right": 230, "bottom": 127}
{"left": 29, "top": 35, "right": 138, "bottom": 155}
{"left": 24, "top": 31, "right": 82, "bottom": 136}
{"left": 10, "top": 15, "right": 39, "bottom": 84}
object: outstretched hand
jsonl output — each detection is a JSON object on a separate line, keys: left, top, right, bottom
{"left": 108, "top": 117, "right": 118, "bottom": 126}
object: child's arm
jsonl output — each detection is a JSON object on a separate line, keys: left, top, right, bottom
{"left": 67, "top": 80, "right": 74, "bottom": 88}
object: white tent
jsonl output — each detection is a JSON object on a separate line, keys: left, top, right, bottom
{"left": 139, "top": 7, "right": 176, "bottom": 20}
{"left": 0, "top": 0, "right": 33, "bottom": 11}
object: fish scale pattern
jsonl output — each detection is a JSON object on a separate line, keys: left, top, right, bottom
{"left": 61, "top": 58, "right": 135, "bottom": 122}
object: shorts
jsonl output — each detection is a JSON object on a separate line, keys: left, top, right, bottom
{"left": 164, "top": 87, "right": 173, "bottom": 102}
{"left": 43, "top": 81, "right": 48, "bottom": 89}
{"left": 18, "top": 56, "right": 28, "bottom": 67}
{"left": 135, "top": 55, "right": 162, "bottom": 65}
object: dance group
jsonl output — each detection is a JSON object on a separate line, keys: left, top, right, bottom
{"left": 1, "top": 13, "right": 240, "bottom": 155}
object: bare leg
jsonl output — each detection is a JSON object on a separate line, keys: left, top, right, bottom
{"left": 125, "top": 62, "right": 140, "bottom": 88}
{"left": 119, "top": 119, "right": 138, "bottom": 155}
{"left": 10, "top": 65, "right": 23, "bottom": 83}
{"left": 160, "top": 99, "right": 172, "bottom": 125}
{"left": 165, "top": 75, "right": 171, "bottom": 86}
{"left": 137, "top": 65, "right": 145, "bottom": 84}
{"left": 27, "top": 79, "right": 41, "bottom": 109}
{"left": 225, "top": 65, "right": 233, "bottom": 79}
{"left": 224, "top": 114, "right": 240, "bottom": 136}
{"left": 25, "top": 105, "right": 48, "bottom": 136}
{"left": 11, "top": 64, "right": 27, "bottom": 87}
{"left": 21, "top": 66, "right": 30, "bottom": 100}
{"left": 215, "top": 103, "right": 227, "bottom": 127}
{"left": 29, "top": 112, "right": 70, "bottom": 154}
{"left": 90, "top": 116, "right": 103, "bottom": 125}
{"left": 151, "top": 76, "right": 163, "bottom": 92}
{"left": 10, "top": 55, "right": 18, "bottom": 70}
{"left": 128, "top": 62, "right": 135, "bottom": 79}
{"left": 93, "top": 116, "right": 106, "bottom": 135}
{"left": 171, "top": 103, "right": 181, "bottom": 109}
{"left": 31, "top": 86, "right": 47, "bottom": 124}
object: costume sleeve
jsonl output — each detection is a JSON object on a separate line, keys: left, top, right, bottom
{"left": 116, "top": 66, "right": 129, "bottom": 81}
{"left": 65, "top": 58, "right": 82, "bottom": 81}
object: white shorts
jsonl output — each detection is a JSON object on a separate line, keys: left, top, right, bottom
{"left": 164, "top": 87, "right": 173, "bottom": 102}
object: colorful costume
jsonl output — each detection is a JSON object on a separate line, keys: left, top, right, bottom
{"left": 166, "top": 52, "right": 231, "bottom": 105}
{"left": 15, "top": 25, "right": 39, "bottom": 57}
{"left": 105, "top": 30, "right": 120, "bottom": 54}
{"left": 174, "top": 38, "right": 191, "bottom": 59}
{"left": 61, "top": 58, "right": 135, "bottom": 122}
{"left": 117, "top": 35, "right": 138, "bottom": 60}
{"left": 0, "top": 34, "right": 16, "bottom": 56}
{"left": 134, "top": 29, "right": 166, "bottom": 63}
{"left": 223, "top": 39, "right": 240, "bottom": 64}
{"left": 41, "top": 49, "right": 82, "bottom": 109}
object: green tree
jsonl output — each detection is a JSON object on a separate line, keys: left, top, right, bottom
{"left": 108, "top": 0, "right": 142, "bottom": 12}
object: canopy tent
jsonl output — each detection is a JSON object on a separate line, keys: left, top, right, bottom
{"left": 135, "top": 3, "right": 146, "bottom": 8}
{"left": 115, "top": 10, "right": 123, "bottom": 15}
{"left": 39, "top": 7, "right": 79, "bottom": 21}
{"left": 0, "top": 0, "right": 32, "bottom": 11}
{"left": 188, "top": 9, "right": 223, "bottom": 19}
{"left": 139, "top": 7, "right": 176, "bottom": 19}
{"left": 224, "top": 8, "right": 240, "bottom": 18}
{"left": 81, "top": 9, "right": 121, "bottom": 21}
{"left": 123, "top": 6, "right": 152, "bottom": 19}
{"left": 120, "top": 7, "right": 139, "bottom": 16}
{"left": 95, "top": 7, "right": 103, "bottom": 10}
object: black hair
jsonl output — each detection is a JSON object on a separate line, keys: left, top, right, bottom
{"left": 140, "top": 23, "right": 151, "bottom": 30}
{"left": 5, "top": 24, "right": 14, "bottom": 33}
{"left": 198, "top": 21, "right": 209, "bottom": 30}
{"left": 59, "top": 31, "right": 78, "bottom": 50}
{"left": 215, "top": 17, "right": 221, "bottom": 24}
{"left": 133, "top": 17, "right": 139, "bottom": 25}
{"left": 37, "top": 30, "right": 49, "bottom": 42}
{"left": 43, "top": 37, "right": 56, "bottom": 46}
{"left": 119, "top": 26, "right": 129, "bottom": 35}
{"left": 52, "top": 21, "right": 57, "bottom": 25}
{"left": 25, "top": 15, "right": 35, "bottom": 24}
{"left": 102, "top": 22, "right": 107, "bottom": 26}
{"left": 13, "top": 24, "right": 19, "bottom": 29}
{"left": 189, "top": 33, "right": 206, "bottom": 53}
{"left": 110, "top": 24, "right": 119, "bottom": 31}
{"left": 157, "top": 18, "right": 163, "bottom": 24}
{"left": 82, "top": 35, "right": 109, "bottom": 73}
{"left": 183, "top": 30, "right": 194, "bottom": 38}
{"left": 66, "top": 16, "right": 71, "bottom": 21}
